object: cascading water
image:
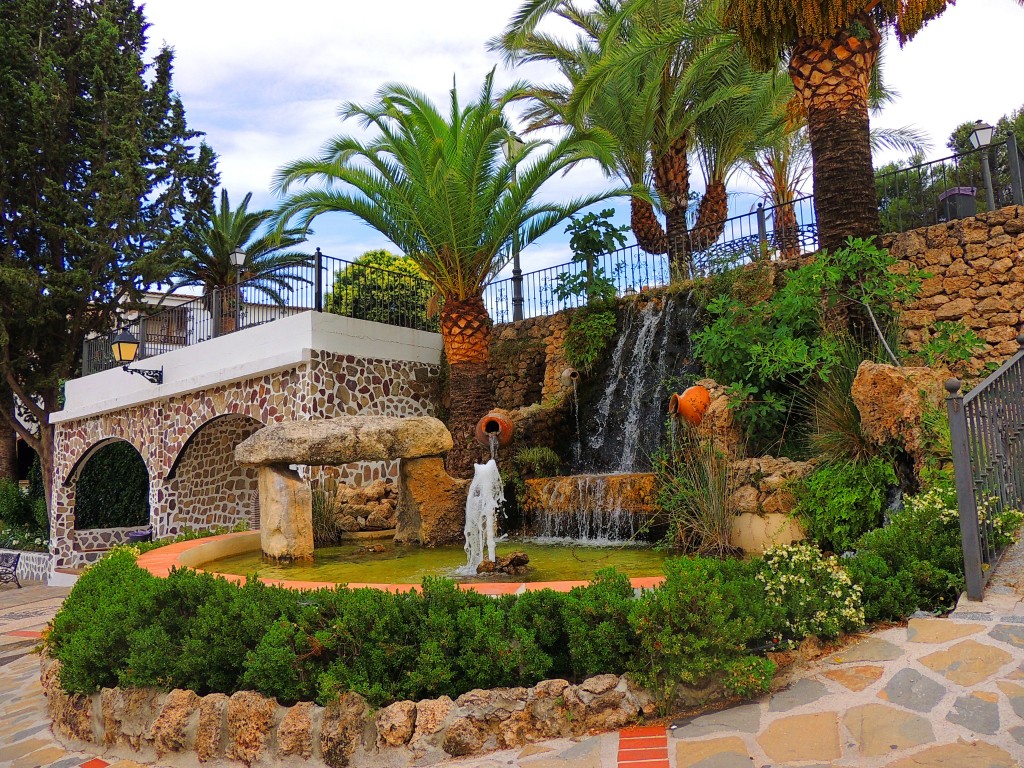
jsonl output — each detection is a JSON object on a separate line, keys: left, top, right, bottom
{"left": 528, "top": 295, "right": 701, "bottom": 543}
{"left": 572, "top": 295, "right": 700, "bottom": 474}
{"left": 457, "top": 459, "right": 505, "bottom": 575}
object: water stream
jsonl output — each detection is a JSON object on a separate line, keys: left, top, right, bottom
{"left": 457, "top": 459, "right": 504, "bottom": 575}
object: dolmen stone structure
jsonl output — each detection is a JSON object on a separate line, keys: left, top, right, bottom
{"left": 235, "top": 415, "right": 467, "bottom": 560}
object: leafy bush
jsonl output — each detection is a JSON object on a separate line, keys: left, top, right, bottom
{"left": 0, "top": 477, "right": 48, "bottom": 551}
{"left": 757, "top": 544, "right": 864, "bottom": 646}
{"left": 917, "top": 320, "right": 985, "bottom": 368}
{"left": 693, "top": 238, "right": 921, "bottom": 452}
{"left": 75, "top": 441, "right": 149, "bottom": 529}
{"left": 628, "top": 557, "right": 773, "bottom": 704}
{"left": 514, "top": 446, "right": 562, "bottom": 478}
{"left": 562, "top": 568, "right": 635, "bottom": 679}
{"left": 325, "top": 249, "right": 435, "bottom": 331}
{"left": 794, "top": 457, "right": 897, "bottom": 554}
{"left": 564, "top": 306, "right": 618, "bottom": 374}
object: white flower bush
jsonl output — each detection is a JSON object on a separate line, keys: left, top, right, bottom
{"left": 757, "top": 543, "right": 864, "bottom": 645}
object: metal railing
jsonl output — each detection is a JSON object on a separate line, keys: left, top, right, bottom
{"left": 485, "top": 138, "right": 1024, "bottom": 323}
{"left": 82, "top": 251, "right": 437, "bottom": 376}
{"left": 876, "top": 138, "right": 1024, "bottom": 233}
{"left": 483, "top": 195, "right": 819, "bottom": 323}
{"left": 946, "top": 334, "right": 1024, "bottom": 600}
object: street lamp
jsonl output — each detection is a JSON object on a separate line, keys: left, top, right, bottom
{"left": 504, "top": 131, "right": 527, "bottom": 322}
{"left": 969, "top": 120, "right": 997, "bottom": 212}
{"left": 230, "top": 248, "right": 246, "bottom": 268}
{"left": 110, "top": 330, "right": 163, "bottom": 384}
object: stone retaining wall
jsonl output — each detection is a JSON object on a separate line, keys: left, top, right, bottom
{"left": 72, "top": 526, "right": 149, "bottom": 553}
{"left": 0, "top": 548, "right": 51, "bottom": 582}
{"left": 886, "top": 205, "right": 1024, "bottom": 372}
{"left": 41, "top": 653, "right": 675, "bottom": 768}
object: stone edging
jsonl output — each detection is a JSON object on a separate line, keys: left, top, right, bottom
{"left": 0, "top": 547, "right": 51, "bottom": 583}
{"left": 135, "top": 532, "right": 667, "bottom": 594}
{"left": 40, "top": 652, "right": 691, "bottom": 768}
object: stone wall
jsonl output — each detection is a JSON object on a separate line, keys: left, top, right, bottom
{"left": 0, "top": 548, "right": 51, "bottom": 583}
{"left": 489, "top": 312, "right": 573, "bottom": 410}
{"left": 886, "top": 205, "right": 1024, "bottom": 372}
{"left": 42, "top": 652, "right": 671, "bottom": 768}
{"left": 171, "top": 414, "right": 263, "bottom": 531}
{"left": 51, "top": 351, "right": 440, "bottom": 569}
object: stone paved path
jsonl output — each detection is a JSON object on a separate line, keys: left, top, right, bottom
{"left": 4, "top": 550, "right": 1024, "bottom": 768}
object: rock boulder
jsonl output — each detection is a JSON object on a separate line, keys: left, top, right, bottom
{"left": 235, "top": 416, "right": 453, "bottom": 467}
{"left": 851, "top": 362, "right": 948, "bottom": 469}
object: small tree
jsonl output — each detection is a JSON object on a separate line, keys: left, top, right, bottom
{"left": 0, "top": 0, "right": 218, "bottom": 508}
{"left": 325, "top": 250, "right": 435, "bottom": 331}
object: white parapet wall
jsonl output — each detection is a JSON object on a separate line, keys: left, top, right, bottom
{"left": 58, "top": 311, "right": 443, "bottom": 423}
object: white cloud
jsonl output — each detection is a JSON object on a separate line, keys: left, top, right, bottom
{"left": 143, "top": 0, "right": 1024, "bottom": 266}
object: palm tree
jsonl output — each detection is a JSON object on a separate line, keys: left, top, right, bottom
{"left": 721, "top": 0, "right": 1012, "bottom": 254}
{"left": 497, "top": 0, "right": 739, "bottom": 274}
{"left": 170, "top": 189, "right": 310, "bottom": 332}
{"left": 273, "top": 72, "right": 623, "bottom": 477}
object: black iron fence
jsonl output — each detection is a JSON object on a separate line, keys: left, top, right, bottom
{"left": 485, "top": 138, "right": 1024, "bottom": 323}
{"left": 82, "top": 251, "right": 437, "bottom": 376}
{"left": 946, "top": 333, "right": 1024, "bottom": 600}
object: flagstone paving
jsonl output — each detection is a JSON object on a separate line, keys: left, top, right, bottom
{"left": 5, "top": 543, "right": 1024, "bottom": 768}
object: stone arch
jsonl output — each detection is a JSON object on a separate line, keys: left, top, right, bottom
{"left": 58, "top": 437, "right": 152, "bottom": 564}
{"left": 166, "top": 413, "right": 265, "bottom": 533}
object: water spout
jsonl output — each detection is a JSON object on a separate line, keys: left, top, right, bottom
{"left": 457, "top": 459, "right": 505, "bottom": 575}
{"left": 474, "top": 410, "right": 514, "bottom": 458}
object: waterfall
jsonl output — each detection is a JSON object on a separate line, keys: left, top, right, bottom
{"left": 457, "top": 459, "right": 504, "bottom": 575}
{"left": 572, "top": 295, "right": 700, "bottom": 474}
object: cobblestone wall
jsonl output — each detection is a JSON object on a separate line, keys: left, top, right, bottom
{"left": 0, "top": 548, "right": 50, "bottom": 583}
{"left": 886, "top": 205, "right": 1024, "bottom": 372}
{"left": 51, "top": 351, "right": 440, "bottom": 569}
{"left": 171, "top": 415, "right": 263, "bottom": 531}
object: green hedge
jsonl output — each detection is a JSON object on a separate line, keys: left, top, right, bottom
{"left": 75, "top": 442, "right": 149, "bottom": 529}
{"left": 46, "top": 545, "right": 864, "bottom": 708}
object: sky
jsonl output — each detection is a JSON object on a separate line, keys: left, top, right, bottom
{"left": 142, "top": 0, "right": 1024, "bottom": 276}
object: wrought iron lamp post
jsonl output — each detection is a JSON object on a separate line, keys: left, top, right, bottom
{"left": 111, "top": 330, "right": 163, "bottom": 384}
{"left": 503, "top": 132, "right": 527, "bottom": 322}
{"left": 969, "top": 120, "right": 997, "bottom": 212}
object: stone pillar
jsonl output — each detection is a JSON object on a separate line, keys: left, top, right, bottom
{"left": 258, "top": 464, "right": 313, "bottom": 561}
{"left": 49, "top": 482, "right": 75, "bottom": 570}
{"left": 148, "top": 476, "right": 178, "bottom": 540}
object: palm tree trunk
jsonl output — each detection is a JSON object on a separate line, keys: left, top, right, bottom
{"left": 789, "top": 18, "right": 881, "bottom": 255}
{"left": 773, "top": 201, "right": 801, "bottom": 259}
{"left": 789, "top": 17, "right": 880, "bottom": 341}
{"left": 688, "top": 180, "right": 729, "bottom": 254}
{"left": 630, "top": 197, "right": 667, "bottom": 255}
{"left": 440, "top": 295, "right": 492, "bottom": 478}
{"left": 653, "top": 135, "right": 691, "bottom": 277}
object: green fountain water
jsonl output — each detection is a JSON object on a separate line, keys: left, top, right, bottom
{"left": 202, "top": 538, "right": 668, "bottom": 584}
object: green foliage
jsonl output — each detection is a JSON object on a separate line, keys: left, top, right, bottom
{"left": 694, "top": 238, "right": 920, "bottom": 453}
{"left": 628, "top": 557, "right": 772, "bottom": 705}
{"left": 513, "top": 446, "right": 562, "bottom": 478}
{"left": 554, "top": 210, "right": 628, "bottom": 307}
{"left": 564, "top": 306, "right": 618, "bottom": 374}
{"left": 847, "top": 475, "right": 969, "bottom": 621}
{"left": 310, "top": 476, "right": 344, "bottom": 547}
{"left": 653, "top": 430, "right": 736, "bottom": 555}
{"left": 325, "top": 249, "right": 435, "bottom": 331}
{"left": 0, "top": 477, "right": 47, "bottom": 549}
{"left": 917, "top": 321, "right": 985, "bottom": 368}
{"left": 794, "top": 457, "right": 897, "bottom": 553}
{"left": 756, "top": 544, "right": 864, "bottom": 645}
{"left": 562, "top": 569, "right": 635, "bottom": 679}
{"left": 74, "top": 442, "right": 149, "bottom": 530}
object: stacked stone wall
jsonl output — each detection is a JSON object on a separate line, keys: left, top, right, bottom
{"left": 885, "top": 205, "right": 1024, "bottom": 372}
{"left": 489, "top": 312, "right": 572, "bottom": 410}
{"left": 0, "top": 548, "right": 51, "bottom": 582}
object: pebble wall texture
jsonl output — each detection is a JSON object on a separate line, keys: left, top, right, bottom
{"left": 170, "top": 414, "right": 263, "bottom": 532}
{"left": 0, "top": 548, "right": 51, "bottom": 582}
{"left": 885, "top": 204, "right": 1024, "bottom": 373}
{"left": 51, "top": 351, "right": 440, "bottom": 569}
